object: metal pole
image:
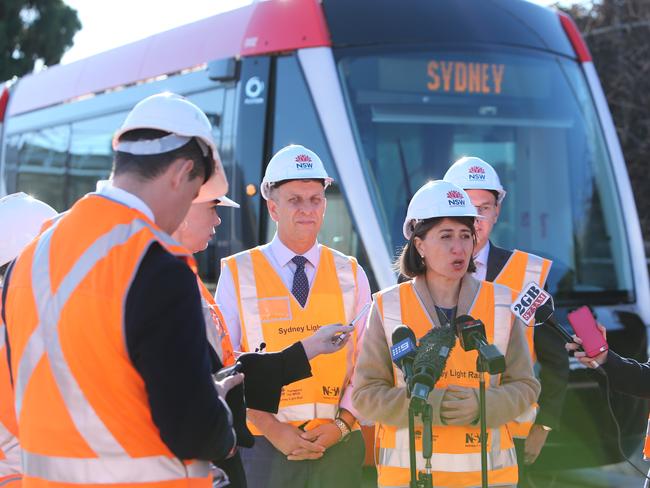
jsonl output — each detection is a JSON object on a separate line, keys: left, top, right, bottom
{"left": 479, "top": 368, "right": 488, "bottom": 488}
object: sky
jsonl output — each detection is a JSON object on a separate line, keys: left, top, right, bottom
{"left": 60, "top": 0, "right": 561, "bottom": 65}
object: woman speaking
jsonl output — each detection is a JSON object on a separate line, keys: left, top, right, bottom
{"left": 352, "top": 180, "right": 539, "bottom": 488}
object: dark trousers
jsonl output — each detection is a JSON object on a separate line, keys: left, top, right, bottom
{"left": 514, "top": 438, "right": 529, "bottom": 487}
{"left": 214, "top": 451, "right": 247, "bottom": 488}
{"left": 240, "top": 431, "right": 365, "bottom": 488}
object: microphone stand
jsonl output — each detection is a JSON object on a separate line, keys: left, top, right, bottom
{"left": 476, "top": 355, "right": 489, "bottom": 488}
{"left": 408, "top": 396, "right": 433, "bottom": 488}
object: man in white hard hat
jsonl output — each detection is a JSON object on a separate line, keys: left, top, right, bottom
{"left": 2, "top": 92, "right": 242, "bottom": 488}
{"left": 0, "top": 192, "right": 57, "bottom": 488}
{"left": 444, "top": 156, "right": 569, "bottom": 484}
{"left": 216, "top": 144, "right": 371, "bottom": 488}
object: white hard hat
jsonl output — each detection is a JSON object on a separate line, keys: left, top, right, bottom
{"left": 403, "top": 181, "right": 480, "bottom": 240}
{"left": 215, "top": 196, "right": 239, "bottom": 208}
{"left": 443, "top": 157, "right": 506, "bottom": 205}
{"left": 112, "top": 92, "right": 228, "bottom": 199}
{"left": 261, "top": 145, "right": 333, "bottom": 200}
{"left": 0, "top": 193, "right": 58, "bottom": 266}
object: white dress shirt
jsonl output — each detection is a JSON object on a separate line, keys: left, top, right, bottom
{"left": 95, "top": 180, "right": 156, "bottom": 223}
{"left": 215, "top": 233, "right": 371, "bottom": 419}
{"left": 472, "top": 240, "right": 491, "bottom": 282}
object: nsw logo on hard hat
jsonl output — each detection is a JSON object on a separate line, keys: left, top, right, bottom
{"left": 295, "top": 154, "right": 313, "bottom": 170}
{"left": 468, "top": 165, "right": 486, "bottom": 181}
{"left": 447, "top": 190, "right": 466, "bottom": 207}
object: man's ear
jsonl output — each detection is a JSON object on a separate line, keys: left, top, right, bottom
{"left": 169, "top": 158, "right": 195, "bottom": 190}
{"left": 267, "top": 197, "right": 279, "bottom": 223}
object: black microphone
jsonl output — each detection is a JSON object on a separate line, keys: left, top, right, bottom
{"left": 510, "top": 281, "right": 577, "bottom": 345}
{"left": 534, "top": 300, "right": 580, "bottom": 345}
{"left": 455, "top": 314, "right": 488, "bottom": 351}
{"left": 390, "top": 325, "right": 417, "bottom": 393}
{"left": 454, "top": 315, "right": 506, "bottom": 374}
{"left": 410, "top": 326, "right": 456, "bottom": 402}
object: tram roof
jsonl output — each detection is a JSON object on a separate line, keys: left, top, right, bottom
{"left": 8, "top": 0, "right": 573, "bottom": 117}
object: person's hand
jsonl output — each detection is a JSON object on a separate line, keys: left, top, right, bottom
{"left": 440, "top": 385, "right": 479, "bottom": 425}
{"left": 265, "top": 422, "right": 325, "bottom": 460}
{"left": 288, "top": 423, "right": 342, "bottom": 460}
{"left": 523, "top": 424, "right": 549, "bottom": 465}
{"left": 565, "top": 323, "right": 608, "bottom": 368}
{"left": 301, "top": 324, "right": 354, "bottom": 359}
{"left": 214, "top": 372, "right": 244, "bottom": 399}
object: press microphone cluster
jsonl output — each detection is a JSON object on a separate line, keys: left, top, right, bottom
{"left": 390, "top": 324, "right": 457, "bottom": 402}
{"left": 390, "top": 325, "right": 455, "bottom": 400}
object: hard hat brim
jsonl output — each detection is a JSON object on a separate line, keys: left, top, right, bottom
{"left": 402, "top": 214, "right": 484, "bottom": 240}
{"left": 217, "top": 196, "right": 240, "bottom": 208}
{"left": 260, "top": 176, "right": 333, "bottom": 200}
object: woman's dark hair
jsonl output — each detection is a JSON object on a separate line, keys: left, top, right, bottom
{"left": 397, "top": 216, "right": 477, "bottom": 278}
{"left": 113, "top": 129, "right": 213, "bottom": 182}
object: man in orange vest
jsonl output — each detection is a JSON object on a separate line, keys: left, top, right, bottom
{"left": 0, "top": 193, "right": 58, "bottom": 488}
{"left": 445, "top": 157, "right": 569, "bottom": 483}
{"left": 216, "top": 144, "right": 371, "bottom": 488}
{"left": 2, "top": 92, "right": 243, "bottom": 488}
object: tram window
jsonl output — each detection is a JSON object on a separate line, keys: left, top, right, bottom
{"left": 271, "top": 55, "right": 375, "bottom": 288}
{"left": 338, "top": 49, "right": 633, "bottom": 301}
{"left": 69, "top": 112, "right": 126, "bottom": 204}
{"left": 12, "top": 126, "right": 70, "bottom": 211}
{"left": 186, "top": 89, "right": 227, "bottom": 164}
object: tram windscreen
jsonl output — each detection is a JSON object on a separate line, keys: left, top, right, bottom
{"left": 337, "top": 48, "right": 633, "bottom": 304}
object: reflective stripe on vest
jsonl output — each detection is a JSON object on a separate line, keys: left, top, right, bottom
{"left": 0, "top": 474, "right": 21, "bottom": 487}
{"left": 22, "top": 451, "right": 209, "bottom": 484}
{"left": 197, "top": 279, "right": 235, "bottom": 367}
{"left": 376, "top": 281, "right": 517, "bottom": 488}
{"left": 226, "top": 246, "right": 357, "bottom": 428}
{"left": 6, "top": 195, "right": 210, "bottom": 487}
{"left": 495, "top": 250, "right": 552, "bottom": 438}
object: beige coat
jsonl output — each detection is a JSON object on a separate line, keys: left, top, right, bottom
{"left": 352, "top": 273, "right": 540, "bottom": 429}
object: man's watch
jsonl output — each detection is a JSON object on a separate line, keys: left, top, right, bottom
{"left": 540, "top": 424, "right": 553, "bottom": 432}
{"left": 334, "top": 417, "right": 351, "bottom": 439}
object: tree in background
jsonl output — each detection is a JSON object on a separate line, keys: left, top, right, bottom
{"left": 562, "top": 0, "right": 650, "bottom": 240}
{"left": 0, "top": 0, "right": 81, "bottom": 80}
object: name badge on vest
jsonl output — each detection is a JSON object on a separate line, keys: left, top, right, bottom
{"left": 258, "top": 297, "right": 292, "bottom": 322}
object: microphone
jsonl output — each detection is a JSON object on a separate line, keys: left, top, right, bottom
{"left": 410, "top": 325, "right": 456, "bottom": 402}
{"left": 510, "top": 281, "right": 577, "bottom": 344}
{"left": 454, "top": 315, "right": 506, "bottom": 374}
{"left": 390, "top": 325, "right": 417, "bottom": 393}
{"left": 534, "top": 298, "right": 581, "bottom": 345}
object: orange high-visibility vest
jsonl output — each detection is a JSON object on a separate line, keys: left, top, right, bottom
{"left": 644, "top": 414, "right": 650, "bottom": 461}
{"left": 493, "top": 249, "right": 552, "bottom": 438}
{"left": 223, "top": 245, "right": 357, "bottom": 433}
{"left": 4, "top": 194, "right": 211, "bottom": 488}
{"left": 0, "top": 299, "right": 21, "bottom": 487}
{"left": 196, "top": 278, "right": 235, "bottom": 367}
{"left": 375, "top": 281, "right": 518, "bottom": 488}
